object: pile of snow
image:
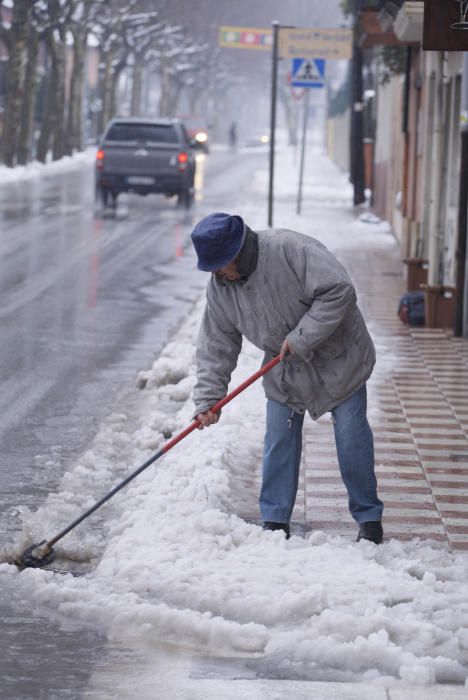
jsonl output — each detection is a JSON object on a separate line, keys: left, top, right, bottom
{"left": 0, "top": 149, "right": 96, "bottom": 186}
{"left": 3, "top": 291, "right": 468, "bottom": 685}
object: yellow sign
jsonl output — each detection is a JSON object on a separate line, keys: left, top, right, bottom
{"left": 279, "top": 28, "right": 353, "bottom": 60}
{"left": 219, "top": 25, "right": 273, "bottom": 50}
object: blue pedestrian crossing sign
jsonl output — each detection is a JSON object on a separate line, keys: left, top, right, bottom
{"left": 291, "top": 58, "right": 326, "bottom": 88}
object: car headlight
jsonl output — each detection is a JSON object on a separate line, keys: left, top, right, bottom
{"left": 260, "top": 134, "right": 269, "bottom": 144}
{"left": 195, "top": 132, "right": 208, "bottom": 143}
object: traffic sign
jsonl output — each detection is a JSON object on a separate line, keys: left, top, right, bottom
{"left": 291, "top": 58, "right": 325, "bottom": 88}
{"left": 279, "top": 28, "right": 352, "bottom": 60}
{"left": 219, "top": 25, "right": 273, "bottom": 50}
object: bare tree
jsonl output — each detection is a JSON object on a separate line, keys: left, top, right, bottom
{"left": 36, "top": 0, "right": 74, "bottom": 162}
{"left": 125, "top": 19, "right": 172, "bottom": 116}
{"left": 16, "top": 3, "right": 54, "bottom": 164}
{"left": 91, "top": 0, "right": 141, "bottom": 132}
{"left": 0, "top": 0, "right": 33, "bottom": 166}
{"left": 65, "top": 0, "right": 100, "bottom": 154}
{"left": 92, "top": 4, "right": 186, "bottom": 124}
{"left": 148, "top": 34, "right": 208, "bottom": 117}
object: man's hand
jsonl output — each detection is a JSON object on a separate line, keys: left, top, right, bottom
{"left": 280, "top": 339, "right": 294, "bottom": 360}
{"left": 196, "top": 410, "right": 220, "bottom": 430}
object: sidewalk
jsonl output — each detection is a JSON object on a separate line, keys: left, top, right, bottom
{"left": 294, "top": 236, "right": 468, "bottom": 549}
{"left": 239, "top": 143, "right": 468, "bottom": 552}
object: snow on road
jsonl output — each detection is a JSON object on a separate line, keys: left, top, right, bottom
{"left": 2, "top": 141, "right": 468, "bottom": 687}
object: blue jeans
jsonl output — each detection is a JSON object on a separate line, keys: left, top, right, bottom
{"left": 260, "top": 384, "right": 383, "bottom": 525}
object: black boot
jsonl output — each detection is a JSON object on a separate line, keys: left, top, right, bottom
{"left": 357, "top": 521, "right": 383, "bottom": 544}
{"left": 262, "top": 521, "right": 290, "bottom": 539}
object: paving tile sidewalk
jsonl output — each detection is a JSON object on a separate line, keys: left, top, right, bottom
{"left": 239, "top": 200, "right": 468, "bottom": 549}
{"left": 290, "top": 233, "right": 468, "bottom": 549}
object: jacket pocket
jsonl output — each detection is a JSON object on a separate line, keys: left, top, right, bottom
{"left": 314, "top": 340, "right": 369, "bottom": 399}
{"left": 313, "top": 327, "right": 347, "bottom": 367}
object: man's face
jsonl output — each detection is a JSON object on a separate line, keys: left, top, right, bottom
{"left": 214, "top": 260, "right": 241, "bottom": 281}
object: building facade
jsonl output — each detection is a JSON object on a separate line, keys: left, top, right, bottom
{"left": 327, "top": 0, "right": 468, "bottom": 336}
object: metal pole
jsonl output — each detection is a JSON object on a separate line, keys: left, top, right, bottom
{"left": 350, "top": 1, "right": 365, "bottom": 206}
{"left": 427, "top": 52, "right": 444, "bottom": 288}
{"left": 454, "top": 126, "right": 468, "bottom": 337}
{"left": 462, "top": 53, "right": 468, "bottom": 337}
{"left": 268, "top": 21, "right": 280, "bottom": 228}
{"left": 296, "top": 89, "right": 310, "bottom": 215}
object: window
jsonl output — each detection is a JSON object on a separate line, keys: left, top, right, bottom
{"left": 106, "top": 123, "right": 179, "bottom": 144}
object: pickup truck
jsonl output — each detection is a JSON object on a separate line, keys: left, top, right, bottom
{"left": 95, "top": 118, "right": 197, "bottom": 208}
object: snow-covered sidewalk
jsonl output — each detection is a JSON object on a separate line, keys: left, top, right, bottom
{"left": 2, "top": 137, "right": 468, "bottom": 697}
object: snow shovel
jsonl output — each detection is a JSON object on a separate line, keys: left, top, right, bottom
{"left": 15, "top": 355, "right": 281, "bottom": 570}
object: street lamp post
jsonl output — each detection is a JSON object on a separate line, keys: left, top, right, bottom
{"left": 268, "top": 21, "right": 280, "bottom": 228}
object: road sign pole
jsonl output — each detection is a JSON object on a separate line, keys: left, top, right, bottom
{"left": 350, "top": 2, "right": 365, "bottom": 206}
{"left": 296, "top": 89, "right": 310, "bottom": 215}
{"left": 268, "top": 21, "right": 280, "bottom": 228}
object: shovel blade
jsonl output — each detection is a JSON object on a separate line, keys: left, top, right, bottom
{"left": 16, "top": 541, "right": 56, "bottom": 569}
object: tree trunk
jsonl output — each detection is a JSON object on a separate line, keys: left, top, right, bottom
{"left": 99, "top": 52, "right": 112, "bottom": 135}
{"left": 350, "top": 8, "right": 365, "bottom": 206}
{"left": 36, "top": 35, "right": 57, "bottom": 162}
{"left": 110, "top": 57, "right": 127, "bottom": 119}
{"left": 188, "top": 88, "right": 200, "bottom": 116}
{"left": 168, "top": 81, "right": 182, "bottom": 116}
{"left": 131, "top": 57, "right": 143, "bottom": 116}
{"left": 100, "top": 50, "right": 126, "bottom": 132}
{"left": 143, "top": 69, "right": 151, "bottom": 115}
{"left": 66, "top": 29, "right": 86, "bottom": 155}
{"left": 159, "top": 71, "right": 176, "bottom": 117}
{"left": 17, "top": 27, "right": 39, "bottom": 165}
{"left": 159, "top": 56, "right": 171, "bottom": 117}
{"left": 52, "top": 36, "right": 66, "bottom": 161}
{"left": 1, "top": 0, "right": 31, "bottom": 166}
{"left": 36, "top": 31, "right": 66, "bottom": 163}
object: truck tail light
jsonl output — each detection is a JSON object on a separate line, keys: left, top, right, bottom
{"left": 96, "top": 149, "right": 105, "bottom": 170}
{"left": 177, "top": 152, "right": 188, "bottom": 172}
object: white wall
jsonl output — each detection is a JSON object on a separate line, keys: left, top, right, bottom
{"left": 326, "top": 108, "right": 350, "bottom": 174}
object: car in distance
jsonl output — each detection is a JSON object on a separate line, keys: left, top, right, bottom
{"left": 95, "top": 118, "right": 196, "bottom": 208}
{"left": 244, "top": 130, "right": 270, "bottom": 147}
{"left": 177, "top": 115, "right": 210, "bottom": 153}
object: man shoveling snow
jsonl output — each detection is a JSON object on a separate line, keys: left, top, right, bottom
{"left": 191, "top": 212, "right": 384, "bottom": 543}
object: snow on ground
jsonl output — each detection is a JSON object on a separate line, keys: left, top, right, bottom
{"left": 2, "top": 140, "right": 468, "bottom": 687}
{"left": 0, "top": 148, "right": 96, "bottom": 185}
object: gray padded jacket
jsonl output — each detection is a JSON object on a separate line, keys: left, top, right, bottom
{"left": 193, "top": 228, "right": 375, "bottom": 420}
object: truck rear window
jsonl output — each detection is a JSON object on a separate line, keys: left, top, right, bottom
{"left": 105, "top": 123, "right": 179, "bottom": 144}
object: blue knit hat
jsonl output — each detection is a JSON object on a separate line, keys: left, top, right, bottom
{"left": 191, "top": 213, "right": 245, "bottom": 272}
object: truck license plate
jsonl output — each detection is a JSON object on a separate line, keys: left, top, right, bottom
{"left": 127, "top": 176, "right": 154, "bottom": 185}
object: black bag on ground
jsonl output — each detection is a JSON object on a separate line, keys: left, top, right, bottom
{"left": 397, "top": 291, "right": 425, "bottom": 326}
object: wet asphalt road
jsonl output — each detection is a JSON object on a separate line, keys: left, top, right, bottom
{"left": 0, "top": 146, "right": 268, "bottom": 699}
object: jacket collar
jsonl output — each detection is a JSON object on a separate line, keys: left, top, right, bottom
{"left": 218, "top": 226, "right": 258, "bottom": 286}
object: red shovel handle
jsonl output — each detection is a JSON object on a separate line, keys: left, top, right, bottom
{"left": 39, "top": 356, "right": 281, "bottom": 555}
{"left": 162, "top": 355, "right": 281, "bottom": 454}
